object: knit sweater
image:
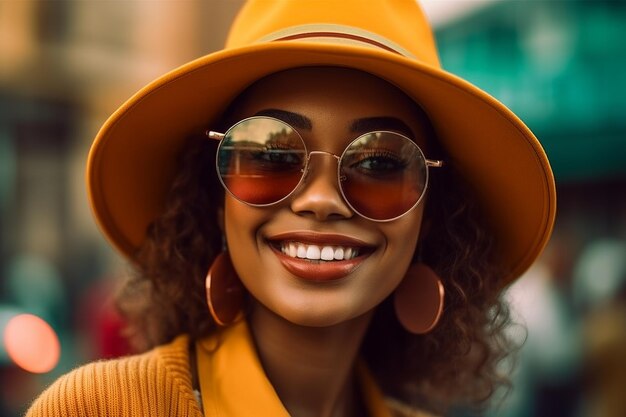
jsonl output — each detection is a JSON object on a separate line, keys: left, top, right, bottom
{"left": 26, "top": 335, "right": 203, "bottom": 417}
{"left": 26, "top": 322, "right": 434, "bottom": 417}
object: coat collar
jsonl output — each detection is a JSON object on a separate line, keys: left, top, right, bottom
{"left": 196, "top": 320, "right": 392, "bottom": 417}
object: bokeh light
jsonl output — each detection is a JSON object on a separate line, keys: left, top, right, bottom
{"left": 3, "top": 314, "right": 60, "bottom": 374}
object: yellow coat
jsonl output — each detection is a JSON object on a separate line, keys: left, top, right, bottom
{"left": 26, "top": 321, "right": 433, "bottom": 416}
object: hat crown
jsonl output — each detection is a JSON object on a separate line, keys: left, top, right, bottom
{"left": 226, "top": 0, "right": 440, "bottom": 67}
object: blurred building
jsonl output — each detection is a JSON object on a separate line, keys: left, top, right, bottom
{"left": 436, "top": 0, "right": 626, "bottom": 183}
{"left": 0, "top": 2, "right": 242, "bottom": 415}
{"left": 0, "top": 0, "right": 244, "bottom": 279}
{"left": 435, "top": 1, "right": 626, "bottom": 416}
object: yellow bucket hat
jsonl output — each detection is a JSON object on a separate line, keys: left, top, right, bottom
{"left": 87, "top": 0, "right": 556, "bottom": 285}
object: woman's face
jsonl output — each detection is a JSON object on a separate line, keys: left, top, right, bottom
{"left": 223, "top": 67, "right": 432, "bottom": 327}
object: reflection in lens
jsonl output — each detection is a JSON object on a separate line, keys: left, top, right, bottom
{"left": 218, "top": 117, "right": 306, "bottom": 205}
{"left": 341, "top": 132, "right": 427, "bottom": 220}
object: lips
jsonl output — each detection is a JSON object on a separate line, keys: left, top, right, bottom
{"left": 267, "top": 232, "right": 375, "bottom": 281}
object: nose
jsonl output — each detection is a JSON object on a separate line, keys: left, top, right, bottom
{"left": 290, "top": 152, "right": 353, "bottom": 221}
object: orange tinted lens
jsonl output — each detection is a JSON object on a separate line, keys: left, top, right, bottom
{"left": 217, "top": 118, "right": 306, "bottom": 205}
{"left": 340, "top": 132, "right": 427, "bottom": 220}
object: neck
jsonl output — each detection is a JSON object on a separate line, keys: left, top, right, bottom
{"left": 249, "top": 302, "right": 373, "bottom": 417}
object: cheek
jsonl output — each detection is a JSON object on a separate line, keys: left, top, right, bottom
{"left": 345, "top": 210, "right": 425, "bottom": 319}
{"left": 225, "top": 173, "right": 300, "bottom": 205}
{"left": 343, "top": 178, "right": 423, "bottom": 220}
{"left": 223, "top": 195, "right": 278, "bottom": 283}
{"left": 223, "top": 196, "right": 260, "bottom": 259}
{"left": 223, "top": 196, "right": 265, "bottom": 290}
{"left": 381, "top": 205, "right": 425, "bottom": 270}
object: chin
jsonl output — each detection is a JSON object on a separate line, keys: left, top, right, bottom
{"left": 272, "top": 301, "right": 366, "bottom": 328}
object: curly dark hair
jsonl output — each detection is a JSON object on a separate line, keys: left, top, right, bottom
{"left": 362, "top": 158, "right": 513, "bottom": 413}
{"left": 116, "top": 101, "right": 514, "bottom": 415}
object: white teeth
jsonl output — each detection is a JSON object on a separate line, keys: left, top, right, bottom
{"left": 321, "top": 246, "right": 334, "bottom": 261}
{"left": 306, "top": 245, "right": 320, "bottom": 260}
{"left": 279, "top": 242, "right": 360, "bottom": 261}
{"left": 288, "top": 243, "right": 297, "bottom": 257}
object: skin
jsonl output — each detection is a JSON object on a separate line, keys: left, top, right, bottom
{"left": 221, "top": 67, "right": 434, "bottom": 417}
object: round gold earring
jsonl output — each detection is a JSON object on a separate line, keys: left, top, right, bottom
{"left": 205, "top": 252, "right": 245, "bottom": 326}
{"left": 393, "top": 263, "right": 445, "bottom": 334}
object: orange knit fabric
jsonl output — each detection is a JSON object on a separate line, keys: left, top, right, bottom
{"left": 25, "top": 335, "right": 203, "bottom": 417}
{"left": 25, "top": 330, "right": 436, "bottom": 417}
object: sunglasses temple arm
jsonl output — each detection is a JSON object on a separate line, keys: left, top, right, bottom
{"left": 206, "top": 130, "right": 225, "bottom": 141}
{"left": 426, "top": 159, "right": 444, "bottom": 168}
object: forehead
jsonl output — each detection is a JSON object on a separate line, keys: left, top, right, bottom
{"left": 225, "top": 67, "right": 427, "bottom": 129}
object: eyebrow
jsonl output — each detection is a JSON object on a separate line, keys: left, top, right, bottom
{"left": 252, "top": 110, "right": 414, "bottom": 139}
{"left": 253, "top": 109, "right": 312, "bottom": 130}
{"left": 349, "top": 117, "right": 415, "bottom": 138}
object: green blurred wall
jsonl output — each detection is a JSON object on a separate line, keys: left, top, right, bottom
{"left": 435, "top": 0, "right": 626, "bottom": 182}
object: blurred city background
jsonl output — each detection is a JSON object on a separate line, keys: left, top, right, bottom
{"left": 1, "top": 1, "right": 625, "bottom": 416}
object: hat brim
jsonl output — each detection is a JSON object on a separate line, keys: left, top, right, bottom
{"left": 87, "top": 42, "right": 556, "bottom": 285}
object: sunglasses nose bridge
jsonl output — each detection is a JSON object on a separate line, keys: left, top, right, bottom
{"left": 306, "top": 151, "right": 341, "bottom": 162}
{"left": 289, "top": 150, "right": 353, "bottom": 220}
{"left": 302, "top": 150, "right": 341, "bottom": 185}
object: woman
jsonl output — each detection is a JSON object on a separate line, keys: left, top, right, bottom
{"left": 27, "top": 1, "right": 556, "bottom": 416}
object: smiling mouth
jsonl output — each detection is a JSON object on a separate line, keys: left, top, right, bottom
{"left": 266, "top": 232, "right": 376, "bottom": 281}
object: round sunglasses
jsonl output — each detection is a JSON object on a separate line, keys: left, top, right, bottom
{"left": 206, "top": 116, "right": 443, "bottom": 222}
